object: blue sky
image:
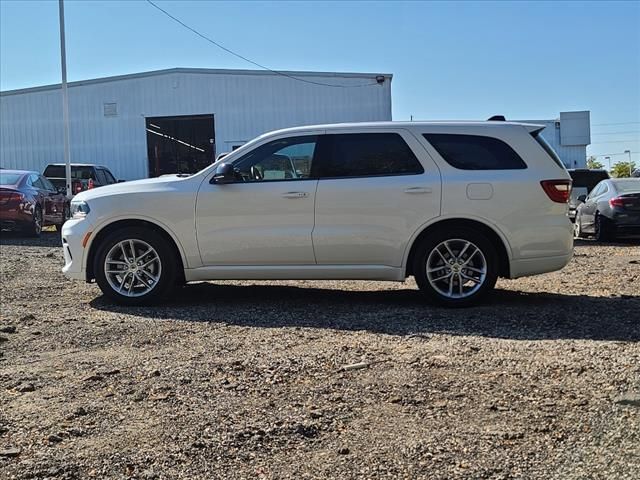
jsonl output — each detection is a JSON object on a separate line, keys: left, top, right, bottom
{"left": 1, "top": 0, "right": 639, "bottom": 162}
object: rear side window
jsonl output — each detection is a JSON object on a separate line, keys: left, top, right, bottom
{"left": 423, "top": 133, "right": 527, "bottom": 170}
{"left": 95, "top": 169, "right": 108, "bottom": 185}
{"left": 318, "top": 133, "right": 424, "bottom": 178}
{"left": 103, "top": 169, "right": 117, "bottom": 184}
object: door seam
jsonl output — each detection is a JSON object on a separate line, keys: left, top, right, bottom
{"left": 310, "top": 180, "right": 320, "bottom": 264}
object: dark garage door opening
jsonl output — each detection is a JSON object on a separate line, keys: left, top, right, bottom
{"left": 146, "top": 114, "right": 215, "bottom": 177}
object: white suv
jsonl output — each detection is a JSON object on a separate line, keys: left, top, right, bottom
{"left": 62, "top": 121, "right": 573, "bottom": 307}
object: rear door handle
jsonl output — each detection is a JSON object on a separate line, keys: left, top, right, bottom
{"left": 281, "top": 191, "right": 309, "bottom": 199}
{"left": 404, "top": 187, "right": 432, "bottom": 194}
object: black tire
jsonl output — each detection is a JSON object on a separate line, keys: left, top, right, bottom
{"left": 94, "top": 226, "right": 177, "bottom": 306}
{"left": 56, "top": 203, "right": 70, "bottom": 232}
{"left": 25, "top": 205, "right": 43, "bottom": 237}
{"left": 594, "top": 213, "right": 612, "bottom": 242}
{"left": 412, "top": 226, "right": 499, "bottom": 307}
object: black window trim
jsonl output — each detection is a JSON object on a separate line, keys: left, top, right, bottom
{"left": 422, "top": 132, "right": 528, "bottom": 171}
{"left": 223, "top": 131, "right": 427, "bottom": 184}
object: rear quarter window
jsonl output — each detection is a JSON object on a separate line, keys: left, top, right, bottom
{"left": 423, "top": 133, "right": 527, "bottom": 170}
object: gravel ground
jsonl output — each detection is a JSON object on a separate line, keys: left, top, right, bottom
{"left": 0, "top": 230, "right": 639, "bottom": 480}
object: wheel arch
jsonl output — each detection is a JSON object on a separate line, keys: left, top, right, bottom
{"left": 85, "top": 218, "right": 186, "bottom": 283}
{"left": 404, "top": 217, "right": 512, "bottom": 278}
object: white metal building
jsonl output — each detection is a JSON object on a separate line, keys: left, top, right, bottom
{"left": 0, "top": 68, "right": 392, "bottom": 179}
{"left": 516, "top": 111, "right": 591, "bottom": 169}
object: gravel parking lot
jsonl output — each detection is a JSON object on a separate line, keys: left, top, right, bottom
{"left": 1, "top": 231, "right": 639, "bottom": 479}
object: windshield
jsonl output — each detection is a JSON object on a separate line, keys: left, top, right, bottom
{"left": 0, "top": 172, "right": 23, "bottom": 185}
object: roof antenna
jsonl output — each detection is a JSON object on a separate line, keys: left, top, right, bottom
{"left": 488, "top": 115, "right": 506, "bottom": 121}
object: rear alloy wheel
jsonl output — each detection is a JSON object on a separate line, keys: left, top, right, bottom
{"left": 26, "top": 205, "right": 43, "bottom": 237}
{"left": 413, "top": 227, "right": 498, "bottom": 307}
{"left": 94, "top": 227, "right": 177, "bottom": 305}
{"left": 594, "top": 213, "right": 612, "bottom": 242}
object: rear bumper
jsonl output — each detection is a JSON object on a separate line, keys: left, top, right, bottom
{"left": 509, "top": 251, "right": 573, "bottom": 279}
{"left": 0, "top": 208, "right": 32, "bottom": 228}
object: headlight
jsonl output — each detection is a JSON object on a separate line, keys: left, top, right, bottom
{"left": 70, "top": 200, "right": 90, "bottom": 219}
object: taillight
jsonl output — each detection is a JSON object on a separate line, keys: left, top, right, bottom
{"left": 540, "top": 180, "right": 572, "bottom": 203}
{"left": 609, "top": 197, "right": 624, "bottom": 208}
{"left": 88, "top": 179, "right": 94, "bottom": 189}
{"left": 0, "top": 192, "right": 24, "bottom": 206}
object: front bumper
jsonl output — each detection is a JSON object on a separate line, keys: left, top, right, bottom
{"left": 61, "top": 218, "right": 94, "bottom": 281}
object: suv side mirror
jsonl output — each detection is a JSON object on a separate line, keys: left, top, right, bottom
{"left": 577, "top": 194, "right": 587, "bottom": 203}
{"left": 211, "top": 163, "right": 235, "bottom": 184}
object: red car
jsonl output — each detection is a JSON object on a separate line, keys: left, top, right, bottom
{"left": 0, "top": 169, "right": 69, "bottom": 236}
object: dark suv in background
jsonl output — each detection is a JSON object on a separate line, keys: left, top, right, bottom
{"left": 567, "top": 169, "right": 610, "bottom": 222}
{"left": 43, "top": 164, "right": 119, "bottom": 196}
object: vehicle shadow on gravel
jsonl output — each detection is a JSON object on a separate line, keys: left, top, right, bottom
{"left": 0, "top": 230, "right": 61, "bottom": 247}
{"left": 574, "top": 238, "right": 640, "bottom": 246}
{"left": 90, "top": 283, "right": 640, "bottom": 342}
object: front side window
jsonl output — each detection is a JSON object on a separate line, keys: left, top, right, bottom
{"left": 423, "top": 133, "right": 527, "bottom": 170}
{"left": 233, "top": 136, "right": 317, "bottom": 182}
{"left": 318, "top": 133, "right": 424, "bottom": 178}
{"left": 588, "top": 182, "right": 604, "bottom": 199}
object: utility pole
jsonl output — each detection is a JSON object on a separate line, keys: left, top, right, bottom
{"left": 624, "top": 149, "right": 632, "bottom": 176}
{"left": 59, "top": 0, "right": 72, "bottom": 197}
{"left": 605, "top": 156, "right": 611, "bottom": 172}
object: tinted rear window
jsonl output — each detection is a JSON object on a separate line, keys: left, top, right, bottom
{"left": 423, "top": 134, "right": 527, "bottom": 170}
{"left": 43, "top": 166, "right": 96, "bottom": 180}
{"left": 532, "top": 131, "right": 565, "bottom": 169}
{"left": 0, "top": 173, "right": 23, "bottom": 185}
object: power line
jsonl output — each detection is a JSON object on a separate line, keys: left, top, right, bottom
{"left": 591, "top": 131, "right": 640, "bottom": 136}
{"left": 591, "top": 152, "right": 637, "bottom": 157}
{"left": 592, "top": 121, "right": 640, "bottom": 126}
{"left": 145, "top": 0, "right": 380, "bottom": 88}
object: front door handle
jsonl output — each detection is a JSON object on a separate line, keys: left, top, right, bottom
{"left": 404, "top": 187, "right": 432, "bottom": 194}
{"left": 281, "top": 191, "right": 309, "bottom": 199}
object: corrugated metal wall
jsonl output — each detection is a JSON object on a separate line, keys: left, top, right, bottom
{"left": 0, "top": 69, "right": 392, "bottom": 180}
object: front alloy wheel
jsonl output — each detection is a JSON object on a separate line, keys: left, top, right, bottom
{"left": 104, "top": 239, "right": 162, "bottom": 297}
{"left": 95, "top": 227, "right": 176, "bottom": 305}
{"left": 574, "top": 218, "right": 583, "bottom": 239}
